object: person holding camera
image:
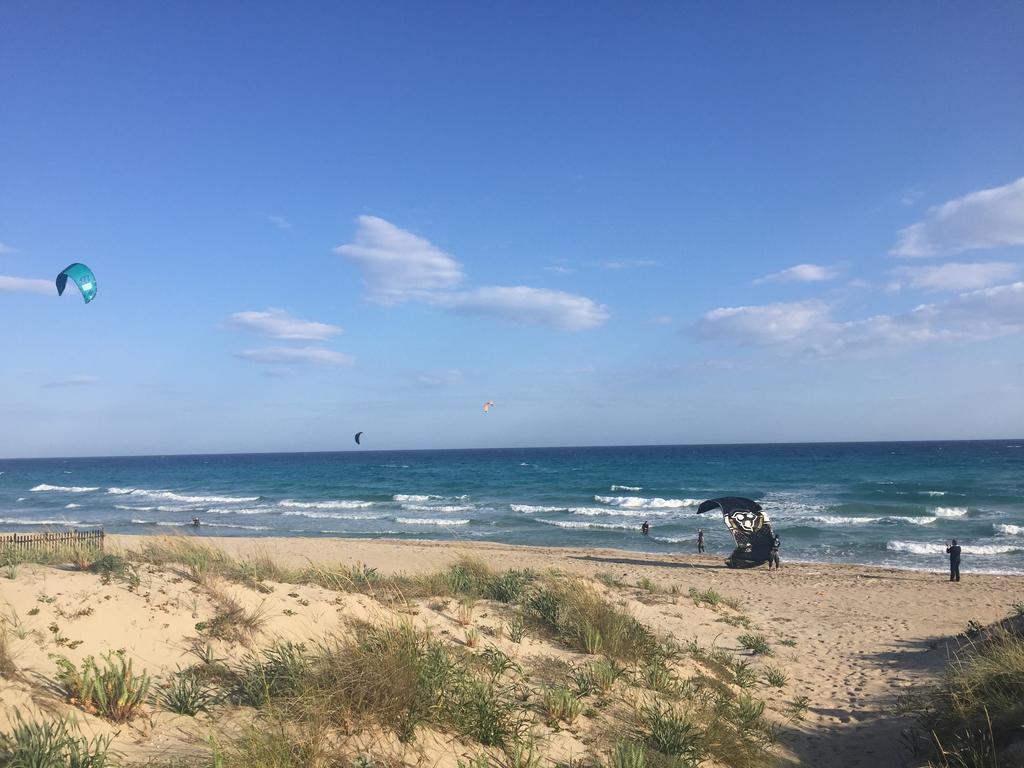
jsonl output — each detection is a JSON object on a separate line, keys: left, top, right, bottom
{"left": 946, "top": 539, "right": 962, "bottom": 582}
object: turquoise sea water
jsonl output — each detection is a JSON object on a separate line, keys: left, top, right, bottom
{"left": 1, "top": 441, "right": 1022, "bottom": 573}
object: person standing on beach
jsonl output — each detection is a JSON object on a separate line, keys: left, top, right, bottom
{"left": 697, "top": 528, "right": 705, "bottom": 553}
{"left": 768, "top": 535, "right": 781, "bottom": 570}
{"left": 946, "top": 539, "right": 962, "bottom": 582}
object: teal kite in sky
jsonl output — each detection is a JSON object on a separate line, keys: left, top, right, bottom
{"left": 56, "top": 263, "right": 97, "bottom": 303}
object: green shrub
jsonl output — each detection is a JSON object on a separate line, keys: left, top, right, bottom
{"left": 55, "top": 651, "right": 151, "bottom": 723}
{"left": 538, "top": 684, "right": 583, "bottom": 725}
{"left": 763, "top": 666, "right": 788, "bottom": 688}
{"left": 641, "top": 701, "right": 704, "bottom": 763}
{"left": 0, "top": 710, "right": 114, "bottom": 768}
{"left": 737, "top": 633, "right": 773, "bottom": 656}
{"left": 160, "top": 667, "right": 216, "bottom": 715}
{"left": 232, "top": 642, "right": 309, "bottom": 707}
{"left": 609, "top": 741, "right": 648, "bottom": 768}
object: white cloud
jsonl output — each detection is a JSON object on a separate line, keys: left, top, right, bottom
{"left": 335, "top": 217, "right": 608, "bottom": 331}
{"left": 441, "top": 286, "right": 610, "bottom": 331}
{"left": 235, "top": 346, "right": 353, "bottom": 367}
{"left": 693, "top": 300, "right": 832, "bottom": 345}
{"left": 891, "top": 177, "right": 1024, "bottom": 257}
{"left": 0, "top": 243, "right": 19, "bottom": 255}
{"left": 652, "top": 315, "right": 673, "bottom": 325}
{"left": 753, "top": 264, "right": 841, "bottom": 284}
{"left": 693, "top": 282, "right": 1024, "bottom": 355}
{"left": 544, "top": 265, "right": 575, "bottom": 274}
{"left": 892, "top": 262, "right": 1021, "bottom": 292}
{"left": 228, "top": 308, "right": 342, "bottom": 341}
{"left": 603, "top": 259, "right": 657, "bottom": 270}
{"left": 0, "top": 275, "right": 52, "bottom": 295}
{"left": 42, "top": 375, "right": 97, "bottom": 389}
{"left": 334, "top": 215, "right": 465, "bottom": 305}
{"left": 267, "top": 215, "right": 292, "bottom": 230}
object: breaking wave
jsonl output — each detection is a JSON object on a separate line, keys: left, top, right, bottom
{"left": 393, "top": 494, "right": 442, "bottom": 502}
{"left": 933, "top": 507, "right": 969, "bottom": 518}
{"left": 395, "top": 518, "right": 470, "bottom": 526}
{"left": 995, "top": 524, "right": 1023, "bottom": 536}
{"left": 887, "top": 541, "right": 1023, "bottom": 556}
{"left": 610, "top": 485, "right": 643, "bottom": 491}
{"left": 31, "top": 484, "right": 99, "bottom": 493}
{"left": 282, "top": 510, "right": 388, "bottom": 521}
{"left": 278, "top": 500, "right": 374, "bottom": 510}
{"left": 401, "top": 504, "right": 474, "bottom": 513}
{"left": 537, "top": 519, "right": 637, "bottom": 530}
{"left": 107, "top": 488, "right": 259, "bottom": 504}
{"left": 594, "top": 495, "right": 700, "bottom": 509}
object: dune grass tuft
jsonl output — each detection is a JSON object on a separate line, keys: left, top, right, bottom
{"left": 0, "top": 710, "right": 114, "bottom": 768}
{"left": 55, "top": 651, "right": 151, "bottom": 723}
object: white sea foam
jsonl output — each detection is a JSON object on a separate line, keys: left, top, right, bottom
{"left": 810, "top": 515, "right": 935, "bottom": 526}
{"left": 933, "top": 507, "right": 969, "bottom": 518}
{"left": 995, "top": 524, "right": 1023, "bottom": 536}
{"left": 282, "top": 510, "right": 388, "bottom": 521}
{"left": 393, "top": 494, "right": 442, "bottom": 502}
{"left": 537, "top": 518, "right": 636, "bottom": 530}
{"left": 401, "top": 504, "right": 474, "bottom": 513}
{"left": 395, "top": 518, "right": 470, "bottom": 526}
{"left": 206, "top": 523, "right": 271, "bottom": 531}
{"left": 0, "top": 518, "right": 96, "bottom": 526}
{"left": 107, "top": 488, "right": 259, "bottom": 504}
{"left": 16, "top": 498, "right": 26, "bottom": 502}
{"left": 511, "top": 504, "right": 566, "bottom": 514}
{"left": 887, "top": 541, "right": 1022, "bottom": 556}
{"left": 921, "top": 491, "right": 947, "bottom": 497}
{"left": 206, "top": 506, "right": 274, "bottom": 515}
{"left": 114, "top": 504, "right": 155, "bottom": 512}
{"left": 610, "top": 485, "right": 643, "bottom": 491}
{"left": 652, "top": 535, "right": 690, "bottom": 544}
{"left": 31, "top": 484, "right": 99, "bottom": 493}
{"left": 278, "top": 500, "right": 374, "bottom": 510}
{"left": 64, "top": 503, "right": 81, "bottom": 509}
{"left": 594, "top": 495, "right": 700, "bottom": 509}
{"left": 810, "top": 515, "right": 881, "bottom": 525}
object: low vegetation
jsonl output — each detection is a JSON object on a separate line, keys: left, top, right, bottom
{"left": 0, "top": 711, "right": 113, "bottom": 767}
{"left": 0, "top": 537, "right": 791, "bottom": 767}
{"left": 903, "top": 623, "right": 1024, "bottom": 767}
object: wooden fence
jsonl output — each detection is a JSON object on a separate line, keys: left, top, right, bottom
{"left": 0, "top": 529, "right": 105, "bottom": 554}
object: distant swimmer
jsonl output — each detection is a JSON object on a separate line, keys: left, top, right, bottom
{"left": 641, "top": 521, "right": 650, "bottom": 536}
{"left": 354, "top": 431, "right": 363, "bottom": 445}
{"left": 483, "top": 401, "right": 495, "bottom": 414}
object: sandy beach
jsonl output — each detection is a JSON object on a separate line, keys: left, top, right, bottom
{"left": 2, "top": 534, "right": 1022, "bottom": 767}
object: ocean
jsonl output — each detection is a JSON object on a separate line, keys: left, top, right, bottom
{"left": 1, "top": 441, "right": 1022, "bottom": 573}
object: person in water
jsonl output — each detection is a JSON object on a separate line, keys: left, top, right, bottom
{"left": 641, "top": 521, "right": 650, "bottom": 536}
{"left": 191, "top": 517, "right": 201, "bottom": 528}
{"left": 697, "top": 528, "right": 705, "bottom": 553}
{"left": 768, "top": 535, "right": 781, "bottom": 570}
{"left": 946, "top": 539, "right": 962, "bottom": 582}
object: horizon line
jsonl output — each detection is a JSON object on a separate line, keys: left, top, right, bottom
{"left": 2, "top": 436, "right": 1021, "bottom": 462}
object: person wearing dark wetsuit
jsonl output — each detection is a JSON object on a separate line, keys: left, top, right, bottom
{"left": 697, "top": 529, "right": 705, "bottom": 553}
{"left": 946, "top": 539, "right": 962, "bottom": 582}
{"left": 641, "top": 521, "right": 649, "bottom": 536}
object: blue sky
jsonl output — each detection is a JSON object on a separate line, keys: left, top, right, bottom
{"left": 2, "top": 2, "right": 1023, "bottom": 457}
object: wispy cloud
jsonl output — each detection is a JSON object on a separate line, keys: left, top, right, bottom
{"left": 753, "top": 263, "right": 841, "bottom": 284}
{"left": 892, "top": 262, "right": 1022, "bottom": 292}
{"left": 335, "top": 217, "right": 608, "bottom": 331}
{"left": 0, "top": 243, "right": 19, "bottom": 255}
{"left": 42, "top": 375, "right": 97, "bottom": 389}
{"left": 900, "top": 186, "right": 925, "bottom": 207}
{"left": 652, "top": 315, "right": 673, "bottom": 325}
{"left": 891, "top": 177, "right": 1024, "bottom": 257}
{"left": 543, "top": 265, "right": 575, "bottom": 274}
{"left": 603, "top": 259, "right": 657, "bottom": 270}
{"left": 228, "top": 308, "right": 342, "bottom": 341}
{"left": 0, "top": 276, "right": 52, "bottom": 295}
{"left": 235, "top": 346, "right": 353, "bottom": 367}
{"left": 693, "top": 282, "right": 1024, "bottom": 355}
{"left": 334, "top": 215, "right": 464, "bottom": 305}
{"left": 440, "top": 286, "right": 609, "bottom": 331}
{"left": 267, "top": 215, "right": 292, "bottom": 230}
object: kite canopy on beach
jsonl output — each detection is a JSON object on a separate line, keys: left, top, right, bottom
{"left": 56, "top": 263, "right": 97, "bottom": 304}
{"left": 698, "top": 496, "right": 776, "bottom": 568}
